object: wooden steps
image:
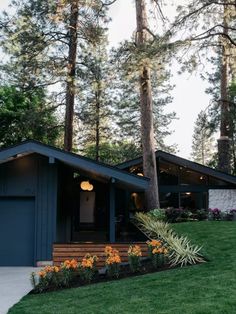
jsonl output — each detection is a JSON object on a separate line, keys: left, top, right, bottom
{"left": 53, "top": 242, "right": 149, "bottom": 268}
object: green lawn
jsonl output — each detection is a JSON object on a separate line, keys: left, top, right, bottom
{"left": 9, "top": 221, "right": 236, "bottom": 314}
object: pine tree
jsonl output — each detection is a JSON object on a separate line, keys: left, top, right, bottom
{"left": 191, "top": 111, "right": 215, "bottom": 165}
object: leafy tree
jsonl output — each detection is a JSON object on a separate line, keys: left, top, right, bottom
{"left": 0, "top": 0, "right": 111, "bottom": 151}
{"left": 82, "top": 141, "right": 141, "bottom": 165}
{"left": 0, "top": 86, "right": 61, "bottom": 148}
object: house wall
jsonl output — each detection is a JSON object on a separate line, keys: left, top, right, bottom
{"left": 209, "top": 189, "right": 236, "bottom": 212}
{"left": 0, "top": 154, "right": 57, "bottom": 264}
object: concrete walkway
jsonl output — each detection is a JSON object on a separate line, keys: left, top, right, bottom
{"left": 0, "top": 267, "right": 38, "bottom": 314}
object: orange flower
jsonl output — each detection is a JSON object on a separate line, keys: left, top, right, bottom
{"left": 128, "top": 245, "right": 142, "bottom": 257}
{"left": 81, "top": 254, "right": 97, "bottom": 269}
{"left": 105, "top": 246, "right": 121, "bottom": 265}
{"left": 105, "top": 246, "right": 113, "bottom": 255}
{"left": 62, "top": 259, "right": 78, "bottom": 269}
{"left": 38, "top": 270, "right": 46, "bottom": 278}
{"left": 147, "top": 239, "right": 162, "bottom": 247}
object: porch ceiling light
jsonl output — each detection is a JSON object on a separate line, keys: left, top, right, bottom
{"left": 80, "top": 180, "right": 93, "bottom": 191}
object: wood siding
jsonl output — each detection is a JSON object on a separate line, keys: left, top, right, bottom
{"left": 53, "top": 242, "right": 149, "bottom": 268}
{"left": 0, "top": 154, "right": 58, "bottom": 265}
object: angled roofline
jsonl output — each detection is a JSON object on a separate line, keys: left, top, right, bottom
{"left": 0, "top": 140, "right": 149, "bottom": 190}
{"left": 117, "top": 150, "right": 236, "bottom": 185}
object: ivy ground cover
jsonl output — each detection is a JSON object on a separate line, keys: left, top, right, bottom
{"left": 9, "top": 221, "right": 236, "bottom": 314}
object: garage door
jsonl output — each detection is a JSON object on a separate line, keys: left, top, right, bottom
{"left": 0, "top": 198, "right": 35, "bottom": 266}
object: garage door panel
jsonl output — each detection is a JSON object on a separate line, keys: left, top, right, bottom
{"left": 0, "top": 198, "right": 35, "bottom": 266}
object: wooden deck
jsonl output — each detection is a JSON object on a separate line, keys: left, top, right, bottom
{"left": 53, "top": 242, "right": 149, "bottom": 268}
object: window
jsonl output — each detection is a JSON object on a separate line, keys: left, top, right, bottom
{"left": 179, "top": 168, "right": 207, "bottom": 185}
{"left": 160, "top": 192, "right": 179, "bottom": 208}
{"left": 159, "top": 161, "right": 178, "bottom": 185}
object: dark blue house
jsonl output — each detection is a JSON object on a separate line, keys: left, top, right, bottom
{"left": 0, "top": 140, "right": 149, "bottom": 266}
{"left": 1, "top": 140, "right": 236, "bottom": 267}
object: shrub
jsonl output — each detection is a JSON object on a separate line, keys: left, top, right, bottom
{"left": 78, "top": 254, "right": 98, "bottom": 283}
{"left": 165, "top": 207, "right": 183, "bottom": 223}
{"left": 146, "top": 240, "right": 168, "bottom": 268}
{"left": 135, "top": 212, "right": 205, "bottom": 267}
{"left": 127, "top": 245, "right": 142, "bottom": 273}
{"left": 195, "top": 209, "right": 208, "bottom": 221}
{"left": 148, "top": 208, "right": 166, "bottom": 221}
{"left": 208, "top": 208, "right": 221, "bottom": 220}
{"left": 224, "top": 209, "right": 236, "bottom": 221}
{"left": 105, "top": 246, "right": 121, "bottom": 278}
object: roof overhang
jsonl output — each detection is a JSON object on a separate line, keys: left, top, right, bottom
{"left": 117, "top": 150, "right": 236, "bottom": 186}
{"left": 0, "top": 141, "right": 150, "bottom": 191}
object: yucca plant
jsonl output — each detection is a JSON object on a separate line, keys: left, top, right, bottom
{"left": 134, "top": 212, "right": 205, "bottom": 267}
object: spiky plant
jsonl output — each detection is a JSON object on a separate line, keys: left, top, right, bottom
{"left": 135, "top": 212, "right": 205, "bottom": 267}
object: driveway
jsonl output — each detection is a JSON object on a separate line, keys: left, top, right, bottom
{"left": 0, "top": 267, "right": 38, "bottom": 314}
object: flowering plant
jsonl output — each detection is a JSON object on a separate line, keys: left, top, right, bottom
{"left": 79, "top": 254, "right": 98, "bottom": 283}
{"left": 105, "top": 246, "right": 121, "bottom": 278}
{"left": 208, "top": 208, "right": 221, "bottom": 220}
{"left": 31, "top": 265, "right": 63, "bottom": 293}
{"left": 128, "top": 245, "right": 142, "bottom": 273}
{"left": 147, "top": 239, "right": 168, "bottom": 268}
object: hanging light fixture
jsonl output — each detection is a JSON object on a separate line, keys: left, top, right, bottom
{"left": 80, "top": 180, "right": 94, "bottom": 191}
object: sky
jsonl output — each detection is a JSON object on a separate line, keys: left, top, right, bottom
{"left": 108, "top": 0, "right": 211, "bottom": 159}
{"left": 0, "top": 0, "right": 211, "bottom": 159}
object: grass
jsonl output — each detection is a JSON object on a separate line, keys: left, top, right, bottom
{"left": 9, "top": 221, "right": 236, "bottom": 314}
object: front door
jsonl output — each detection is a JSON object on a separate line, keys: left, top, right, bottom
{"left": 80, "top": 191, "right": 95, "bottom": 224}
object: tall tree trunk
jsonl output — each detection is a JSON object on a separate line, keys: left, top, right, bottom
{"left": 64, "top": 0, "right": 78, "bottom": 151}
{"left": 135, "top": 0, "right": 160, "bottom": 210}
{"left": 95, "top": 88, "right": 100, "bottom": 161}
{"left": 217, "top": 5, "right": 230, "bottom": 173}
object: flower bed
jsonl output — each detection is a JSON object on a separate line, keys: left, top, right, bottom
{"left": 31, "top": 243, "right": 176, "bottom": 294}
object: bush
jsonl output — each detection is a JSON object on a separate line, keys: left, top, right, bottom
{"left": 165, "top": 207, "right": 184, "bottom": 223}
{"left": 148, "top": 208, "right": 166, "bottom": 221}
{"left": 195, "top": 209, "right": 208, "bottom": 221}
{"left": 208, "top": 208, "right": 221, "bottom": 220}
{"left": 105, "top": 246, "right": 121, "bottom": 278}
{"left": 127, "top": 245, "right": 142, "bottom": 273}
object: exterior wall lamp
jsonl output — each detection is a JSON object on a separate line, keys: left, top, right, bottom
{"left": 80, "top": 181, "right": 94, "bottom": 191}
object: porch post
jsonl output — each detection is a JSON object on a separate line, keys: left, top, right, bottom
{"left": 109, "top": 178, "right": 115, "bottom": 242}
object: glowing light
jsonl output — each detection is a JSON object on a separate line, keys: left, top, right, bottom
{"left": 80, "top": 181, "right": 93, "bottom": 191}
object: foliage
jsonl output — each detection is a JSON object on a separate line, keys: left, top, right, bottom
{"left": 12, "top": 222, "right": 236, "bottom": 314}
{"left": 127, "top": 245, "right": 142, "bottom": 273}
{"left": 0, "top": 86, "right": 61, "bottom": 147}
{"left": 79, "top": 254, "right": 98, "bottom": 283}
{"left": 31, "top": 266, "right": 63, "bottom": 293}
{"left": 148, "top": 208, "right": 166, "bottom": 221}
{"left": 190, "top": 110, "right": 216, "bottom": 165}
{"left": 31, "top": 260, "right": 79, "bottom": 293}
{"left": 146, "top": 239, "right": 168, "bottom": 268}
{"left": 208, "top": 208, "right": 222, "bottom": 221}
{"left": 195, "top": 209, "right": 208, "bottom": 221}
{"left": 104, "top": 246, "right": 121, "bottom": 278}
{"left": 110, "top": 41, "right": 177, "bottom": 153}
{"left": 135, "top": 212, "right": 205, "bottom": 267}
{"left": 81, "top": 141, "right": 141, "bottom": 165}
